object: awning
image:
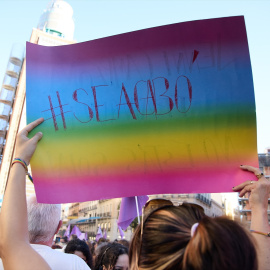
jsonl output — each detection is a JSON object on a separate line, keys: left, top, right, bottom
{"left": 68, "top": 217, "right": 101, "bottom": 224}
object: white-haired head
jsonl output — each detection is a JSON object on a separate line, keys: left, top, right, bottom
{"left": 27, "top": 196, "right": 61, "bottom": 244}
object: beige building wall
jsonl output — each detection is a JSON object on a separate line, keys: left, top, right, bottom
{"left": 149, "top": 193, "right": 224, "bottom": 217}
{"left": 65, "top": 193, "right": 224, "bottom": 241}
{"left": 74, "top": 198, "right": 125, "bottom": 241}
{"left": 68, "top": 198, "right": 134, "bottom": 241}
{"left": 68, "top": 202, "right": 80, "bottom": 219}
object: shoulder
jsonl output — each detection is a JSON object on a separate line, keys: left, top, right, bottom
{"left": 31, "top": 244, "right": 90, "bottom": 270}
{"left": 58, "top": 252, "right": 91, "bottom": 269}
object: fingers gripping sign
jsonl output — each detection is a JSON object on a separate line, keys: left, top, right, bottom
{"left": 233, "top": 165, "right": 270, "bottom": 270}
{"left": 15, "top": 118, "right": 44, "bottom": 165}
{"left": 233, "top": 165, "right": 270, "bottom": 210}
{"left": 239, "top": 165, "right": 262, "bottom": 177}
{"left": 233, "top": 180, "right": 256, "bottom": 198}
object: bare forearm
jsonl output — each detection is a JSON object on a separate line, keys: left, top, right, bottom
{"left": 251, "top": 208, "right": 270, "bottom": 270}
{"left": 1, "top": 164, "right": 29, "bottom": 245}
{"left": 0, "top": 118, "right": 50, "bottom": 269}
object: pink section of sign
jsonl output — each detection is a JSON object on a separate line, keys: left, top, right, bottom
{"left": 35, "top": 164, "right": 257, "bottom": 203}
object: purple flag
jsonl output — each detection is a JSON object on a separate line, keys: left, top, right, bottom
{"left": 64, "top": 224, "right": 70, "bottom": 238}
{"left": 78, "top": 232, "right": 88, "bottom": 241}
{"left": 103, "top": 229, "right": 107, "bottom": 239}
{"left": 70, "top": 225, "right": 82, "bottom": 239}
{"left": 118, "top": 195, "right": 148, "bottom": 230}
{"left": 78, "top": 233, "right": 85, "bottom": 240}
{"left": 96, "top": 226, "right": 103, "bottom": 241}
{"left": 118, "top": 225, "right": 125, "bottom": 239}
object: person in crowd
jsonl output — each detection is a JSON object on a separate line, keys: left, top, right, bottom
{"left": 97, "top": 237, "right": 107, "bottom": 246}
{"left": 91, "top": 240, "right": 103, "bottom": 269}
{"left": 86, "top": 241, "right": 96, "bottom": 268}
{"left": 116, "top": 239, "right": 130, "bottom": 250}
{"left": 0, "top": 118, "right": 50, "bottom": 270}
{"left": 90, "top": 241, "right": 97, "bottom": 257}
{"left": 86, "top": 241, "right": 93, "bottom": 254}
{"left": 0, "top": 193, "right": 90, "bottom": 270}
{"left": 65, "top": 239, "right": 93, "bottom": 268}
{"left": 70, "top": 234, "right": 78, "bottom": 240}
{"left": 51, "top": 244, "right": 62, "bottom": 250}
{"left": 129, "top": 165, "right": 270, "bottom": 270}
{"left": 59, "top": 236, "right": 69, "bottom": 250}
{"left": 94, "top": 242, "right": 129, "bottom": 270}
{"left": 91, "top": 241, "right": 97, "bottom": 250}
{"left": 0, "top": 121, "right": 89, "bottom": 269}
{"left": 94, "top": 242, "right": 108, "bottom": 269}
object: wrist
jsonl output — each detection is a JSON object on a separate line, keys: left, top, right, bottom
{"left": 251, "top": 205, "right": 268, "bottom": 213}
{"left": 11, "top": 162, "right": 26, "bottom": 171}
{"left": 14, "top": 155, "right": 29, "bottom": 166}
{"left": 11, "top": 158, "right": 33, "bottom": 183}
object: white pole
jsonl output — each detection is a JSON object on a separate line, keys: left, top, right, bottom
{"left": 135, "top": 196, "right": 140, "bottom": 224}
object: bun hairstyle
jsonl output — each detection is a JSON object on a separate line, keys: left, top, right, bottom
{"left": 129, "top": 203, "right": 258, "bottom": 270}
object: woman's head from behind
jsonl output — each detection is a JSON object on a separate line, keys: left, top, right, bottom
{"left": 129, "top": 202, "right": 257, "bottom": 270}
{"left": 95, "top": 242, "right": 129, "bottom": 270}
{"left": 65, "top": 238, "right": 93, "bottom": 268}
{"left": 183, "top": 216, "right": 257, "bottom": 270}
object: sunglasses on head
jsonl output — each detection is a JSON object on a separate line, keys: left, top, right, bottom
{"left": 142, "top": 198, "right": 204, "bottom": 224}
{"left": 138, "top": 198, "right": 205, "bottom": 262}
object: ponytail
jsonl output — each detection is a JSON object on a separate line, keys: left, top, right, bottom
{"left": 183, "top": 216, "right": 258, "bottom": 270}
{"left": 129, "top": 204, "right": 205, "bottom": 270}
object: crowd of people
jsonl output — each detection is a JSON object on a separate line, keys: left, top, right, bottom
{"left": 0, "top": 118, "right": 269, "bottom": 270}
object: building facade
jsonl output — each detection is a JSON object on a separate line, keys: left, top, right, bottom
{"left": 148, "top": 193, "right": 224, "bottom": 217}
{"left": 66, "top": 192, "right": 224, "bottom": 241}
{"left": 67, "top": 198, "right": 133, "bottom": 241}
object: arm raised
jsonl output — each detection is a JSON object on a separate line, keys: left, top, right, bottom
{"left": 0, "top": 118, "right": 51, "bottom": 270}
{"left": 233, "top": 165, "right": 270, "bottom": 270}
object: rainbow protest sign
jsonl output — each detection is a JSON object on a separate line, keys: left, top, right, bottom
{"left": 26, "top": 16, "right": 258, "bottom": 203}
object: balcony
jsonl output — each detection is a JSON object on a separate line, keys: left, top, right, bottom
{"left": 195, "top": 194, "right": 211, "bottom": 206}
{"left": 240, "top": 209, "right": 270, "bottom": 214}
{"left": 99, "top": 199, "right": 110, "bottom": 203}
{"left": 239, "top": 198, "right": 270, "bottom": 202}
{"left": 178, "top": 194, "right": 189, "bottom": 198}
{"left": 98, "top": 212, "right": 112, "bottom": 219}
{"left": 78, "top": 219, "right": 96, "bottom": 225}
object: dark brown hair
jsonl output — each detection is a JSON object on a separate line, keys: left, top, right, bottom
{"left": 183, "top": 216, "right": 257, "bottom": 270}
{"left": 95, "top": 242, "right": 128, "bottom": 270}
{"left": 129, "top": 203, "right": 257, "bottom": 270}
{"left": 97, "top": 237, "right": 107, "bottom": 246}
{"left": 117, "top": 239, "right": 130, "bottom": 250}
{"left": 65, "top": 239, "right": 93, "bottom": 268}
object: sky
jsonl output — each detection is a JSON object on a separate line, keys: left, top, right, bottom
{"left": 0, "top": 0, "right": 270, "bottom": 153}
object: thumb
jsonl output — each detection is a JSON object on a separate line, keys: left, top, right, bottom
{"left": 31, "top": 132, "right": 43, "bottom": 144}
